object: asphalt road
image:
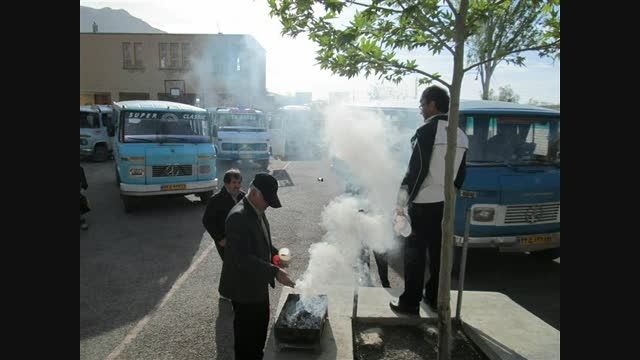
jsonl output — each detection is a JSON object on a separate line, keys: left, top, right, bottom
{"left": 80, "top": 157, "right": 559, "bottom": 359}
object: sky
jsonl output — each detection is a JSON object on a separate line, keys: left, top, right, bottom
{"left": 80, "top": 0, "right": 560, "bottom": 104}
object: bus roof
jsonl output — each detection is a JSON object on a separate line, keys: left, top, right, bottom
{"left": 113, "top": 100, "right": 207, "bottom": 112}
{"left": 278, "top": 105, "right": 311, "bottom": 111}
{"left": 80, "top": 105, "right": 99, "bottom": 113}
{"left": 348, "top": 100, "right": 559, "bottom": 116}
{"left": 459, "top": 100, "right": 559, "bottom": 116}
{"left": 209, "top": 107, "right": 263, "bottom": 114}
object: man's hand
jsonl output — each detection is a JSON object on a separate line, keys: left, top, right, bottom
{"left": 395, "top": 207, "right": 406, "bottom": 216}
{"left": 275, "top": 268, "right": 296, "bottom": 288}
{"left": 218, "top": 238, "right": 226, "bottom": 247}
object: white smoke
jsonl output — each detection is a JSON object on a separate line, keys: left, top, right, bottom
{"left": 295, "top": 103, "right": 421, "bottom": 291}
{"left": 185, "top": 36, "right": 267, "bottom": 109}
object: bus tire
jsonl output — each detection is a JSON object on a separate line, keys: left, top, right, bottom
{"left": 122, "top": 195, "right": 136, "bottom": 213}
{"left": 452, "top": 246, "right": 463, "bottom": 277}
{"left": 198, "top": 191, "right": 214, "bottom": 204}
{"left": 257, "top": 159, "right": 269, "bottom": 170}
{"left": 93, "top": 144, "right": 109, "bottom": 162}
{"left": 531, "top": 247, "right": 560, "bottom": 262}
{"left": 115, "top": 166, "right": 121, "bottom": 187}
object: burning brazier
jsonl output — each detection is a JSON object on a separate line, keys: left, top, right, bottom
{"left": 274, "top": 293, "right": 329, "bottom": 352}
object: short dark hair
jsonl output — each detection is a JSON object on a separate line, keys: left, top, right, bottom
{"left": 421, "top": 85, "right": 450, "bottom": 113}
{"left": 223, "top": 168, "right": 242, "bottom": 184}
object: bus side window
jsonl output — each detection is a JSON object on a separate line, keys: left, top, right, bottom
{"left": 464, "top": 116, "right": 474, "bottom": 135}
{"left": 101, "top": 113, "right": 113, "bottom": 127}
{"left": 103, "top": 113, "right": 115, "bottom": 136}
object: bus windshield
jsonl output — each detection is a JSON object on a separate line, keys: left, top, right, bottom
{"left": 463, "top": 115, "right": 560, "bottom": 165}
{"left": 122, "top": 111, "right": 212, "bottom": 143}
{"left": 217, "top": 113, "right": 266, "bottom": 129}
{"left": 80, "top": 111, "right": 100, "bottom": 129}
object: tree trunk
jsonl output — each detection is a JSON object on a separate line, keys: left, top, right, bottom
{"left": 481, "top": 64, "right": 494, "bottom": 100}
{"left": 437, "top": 1, "right": 469, "bottom": 360}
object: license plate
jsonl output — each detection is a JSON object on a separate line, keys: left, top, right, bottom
{"left": 518, "top": 234, "right": 553, "bottom": 246}
{"left": 161, "top": 184, "right": 186, "bottom": 191}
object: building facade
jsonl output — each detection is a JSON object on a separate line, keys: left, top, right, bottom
{"left": 80, "top": 33, "right": 266, "bottom": 108}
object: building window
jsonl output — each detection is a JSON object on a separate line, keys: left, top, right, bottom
{"left": 236, "top": 57, "right": 241, "bottom": 72}
{"left": 212, "top": 55, "right": 221, "bottom": 74}
{"left": 159, "top": 43, "right": 169, "bottom": 68}
{"left": 119, "top": 92, "right": 150, "bottom": 101}
{"left": 170, "top": 43, "right": 180, "bottom": 68}
{"left": 123, "top": 42, "right": 133, "bottom": 68}
{"left": 123, "top": 42, "right": 143, "bottom": 69}
{"left": 134, "top": 42, "right": 143, "bottom": 67}
{"left": 182, "top": 43, "right": 191, "bottom": 69}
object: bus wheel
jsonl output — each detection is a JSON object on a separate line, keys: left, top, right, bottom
{"left": 198, "top": 191, "right": 214, "bottom": 204}
{"left": 93, "top": 144, "right": 109, "bottom": 162}
{"left": 257, "top": 159, "right": 269, "bottom": 170}
{"left": 452, "top": 246, "right": 463, "bottom": 277}
{"left": 122, "top": 195, "right": 136, "bottom": 213}
{"left": 531, "top": 247, "right": 560, "bottom": 262}
{"left": 115, "top": 166, "right": 121, "bottom": 187}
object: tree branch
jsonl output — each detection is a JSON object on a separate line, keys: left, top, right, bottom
{"left": 391, "top": 62, "right": 451, "bottom": 88}
{"left": 346, "top": 0, "right": 403, "bottom": 14}
{"left": 425, "top": 30, "right": 455, "bottom": 54}
{"left": 501, "top": 9, "right": 543, "bottom": 52}
{"left": 402, "top": 3, "right": 455, "bottom": 55}
{"left": 463, "top": 40, "right": 560, "bottom": 72}
{"left": 490, "top": 0, "right": 510, "bottom": 7}
{"left": 445, "top": 0, "right": 457, "bottom": 14}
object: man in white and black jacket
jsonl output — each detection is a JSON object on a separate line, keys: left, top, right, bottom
{"left": 390, "top": 86, "right": 468, "bottom": 315}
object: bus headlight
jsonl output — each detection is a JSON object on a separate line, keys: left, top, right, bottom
{"left": 129, "top": 167, "right": 144, "bottom": 177}
{"left": 473, "top": 207, "right": 495, "bottom": 222}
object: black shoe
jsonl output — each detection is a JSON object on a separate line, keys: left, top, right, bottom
{"left": 389, "top": 298, "right": 419, "bottom": 315}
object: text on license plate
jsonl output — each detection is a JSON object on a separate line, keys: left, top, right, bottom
{"left": 519, "top": 234, "right": 553, "bottom": 246}
{"left": 161, "top": 184, "right": 186, "bottom": 191}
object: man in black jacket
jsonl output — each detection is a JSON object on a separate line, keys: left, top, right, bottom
{"left": 202, "top": 168, "right": 245, "bottom": 260}
{"left": 80, "top": 166, "right": 89, "bottom": 230}
{"left": 219, "top": 173, "right": 295, "bottom": 360}
{"left": 390, "top": 86, "right": 469, "bottom": 315}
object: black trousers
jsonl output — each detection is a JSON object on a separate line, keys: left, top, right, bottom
{"left": 359, "top": 249, "right": 390, "bottom": 287}
{"left": 399, "top": 201, "right": 444, "bottom": 308}
{"left": 232, "top": 300, "right": 270, "bottom": 360}
{"left": 214, "top": 240, "right": 224, "bottom": 260}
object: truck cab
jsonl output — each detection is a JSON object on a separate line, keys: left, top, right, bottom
{"left": 113, "top": 100, "right": 218, "bottom": 212}
{"left": 454, "top": 101, "right": 560, "bottom": 261}
{"left": 80, "top": 105, "right": 115, "bottom": 161}
{"left": 209, "top": 107, "right": 270, "bottom": 170}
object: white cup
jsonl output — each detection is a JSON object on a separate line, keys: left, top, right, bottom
{"left": 279, "top": 248, "right": 291, "bottom": 266}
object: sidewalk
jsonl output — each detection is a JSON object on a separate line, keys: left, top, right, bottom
{"left": 264, "top": 286, "right": 560, "bottom": 360}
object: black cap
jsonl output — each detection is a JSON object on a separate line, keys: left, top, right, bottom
{"left": 251, "top": 173, "right": 282, "bottom": 208}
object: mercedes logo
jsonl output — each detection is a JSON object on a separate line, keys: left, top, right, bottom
{"left": 164, "top": 165, "right": 183, "bottom": 176}
{"left": 526, "top": 205, "right": 543, "bottom": 223}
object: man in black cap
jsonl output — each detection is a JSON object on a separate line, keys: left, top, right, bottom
{"left": 219, "top": 173, "right": 295, "bottom": 360}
